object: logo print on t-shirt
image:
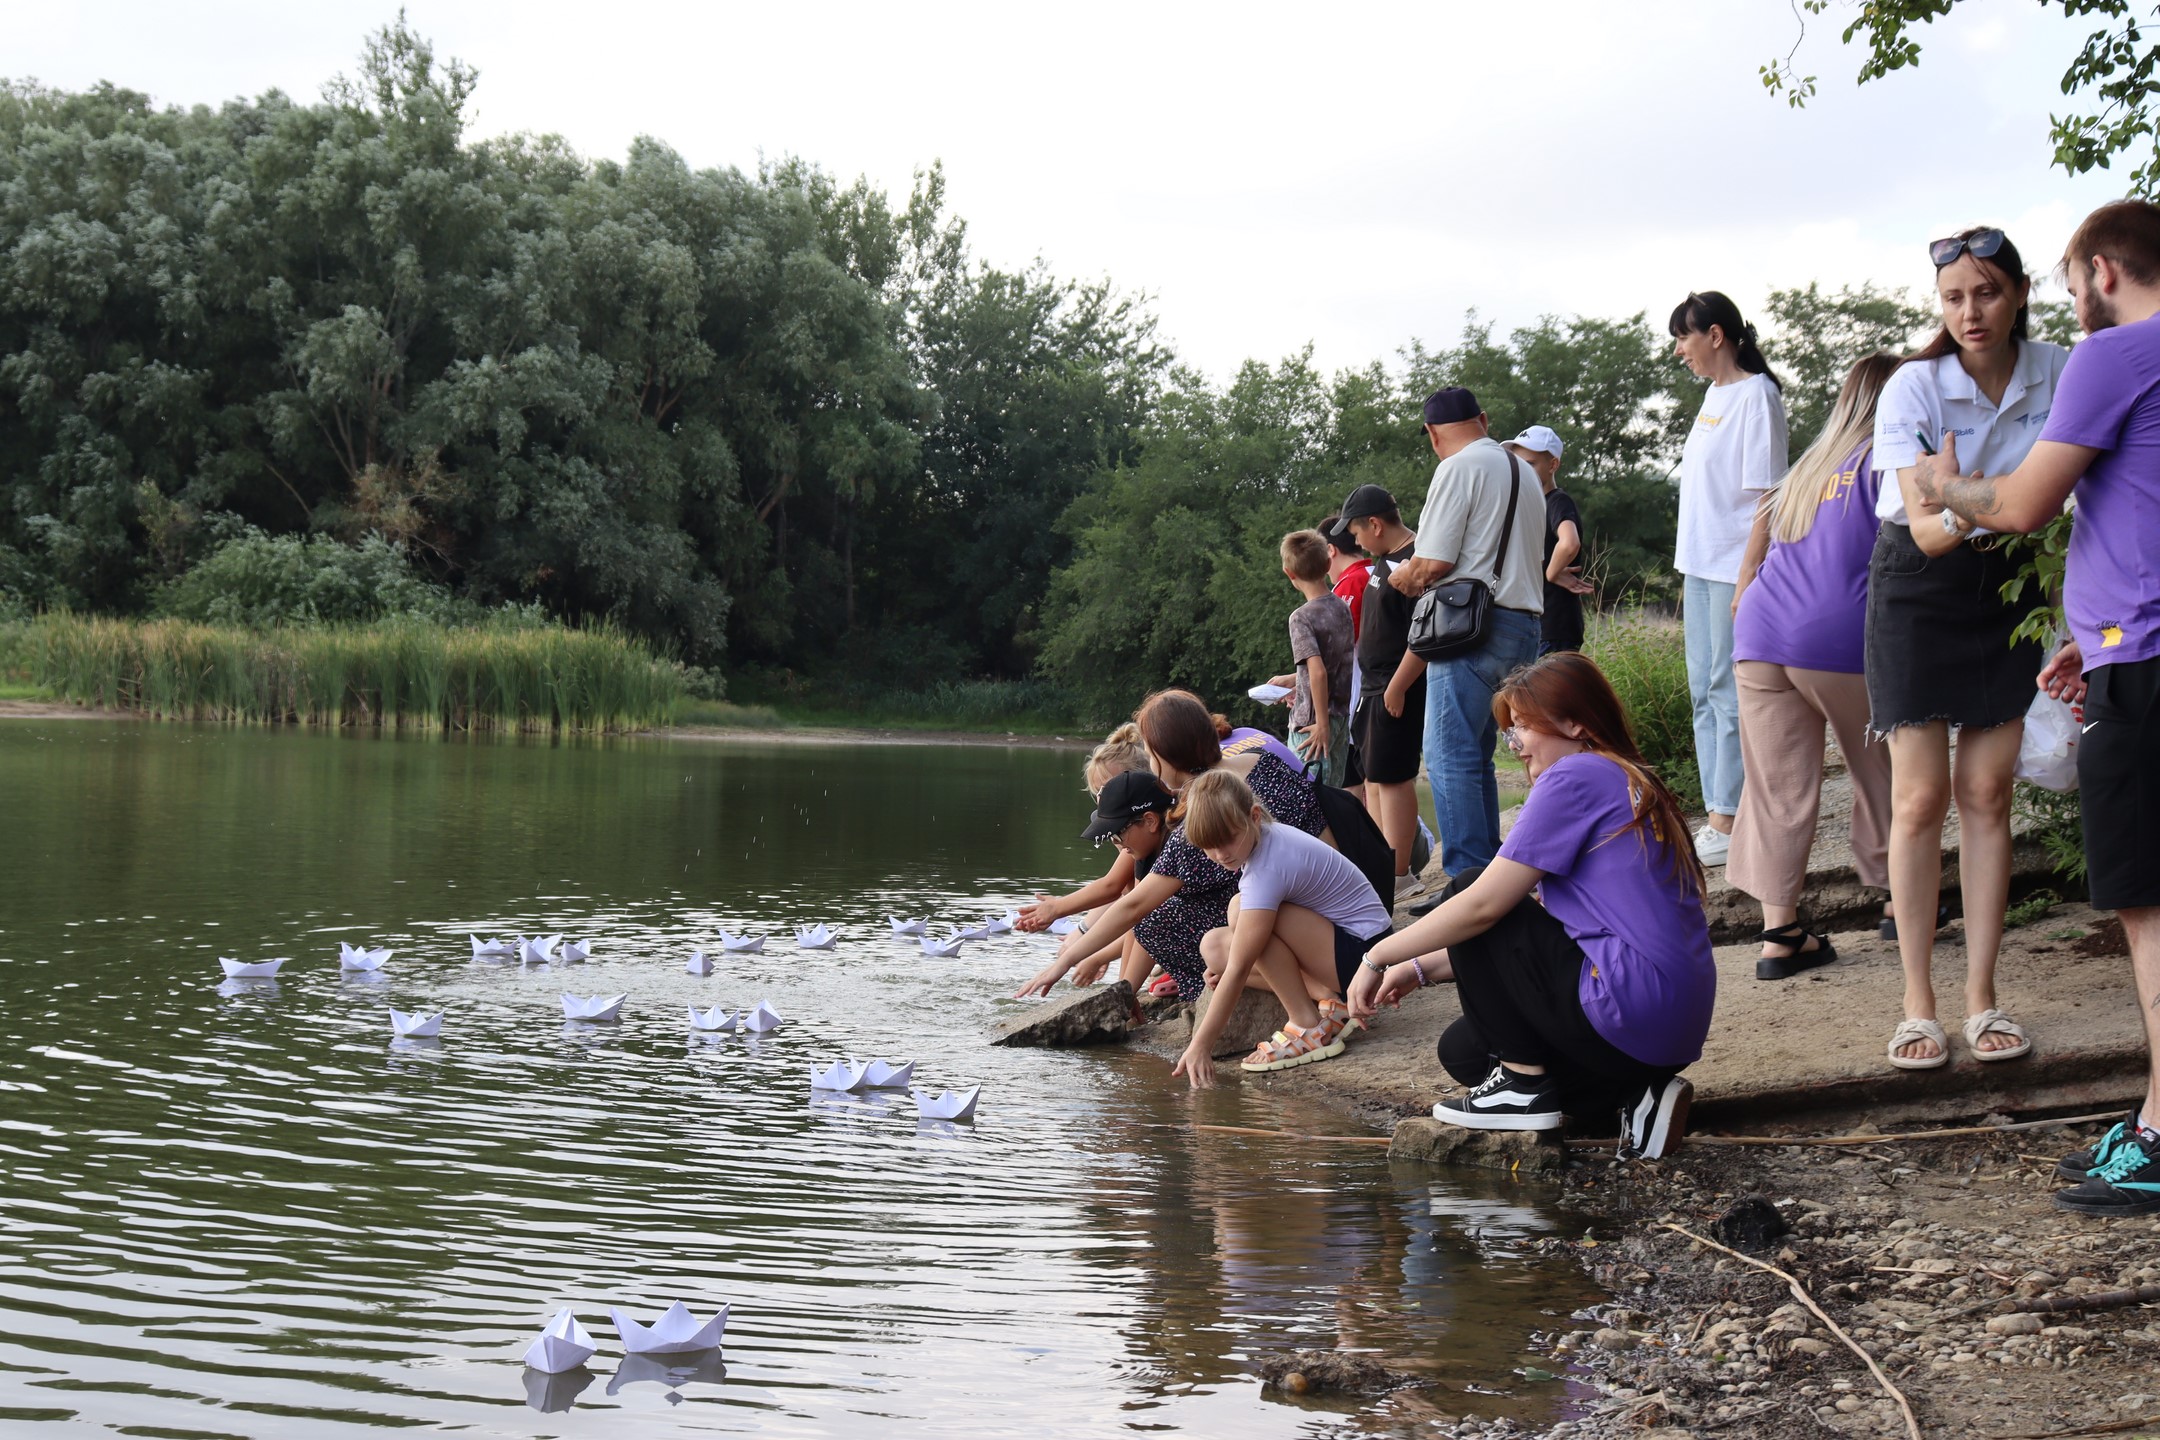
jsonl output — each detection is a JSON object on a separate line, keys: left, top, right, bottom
{"left": 2102, "top": 624, "right": 2125, "bottom": 648}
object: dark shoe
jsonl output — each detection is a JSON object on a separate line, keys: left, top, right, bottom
{"left": 1878, "top": 902, "right": 1951, "bottom": 943}
{"left": 2057, "top": 1115, "right": 2140, "bottom": 1184}
{"left": 2053, "top": 1130, "right": 2160, "bottom": 1217}
{"left": 1618, "top": 1076, "right": 1694, "bottom": 1160}
{"left": 1435, "top": 1066, "right": 1566, "bottom": 1131}
{"left": 1407, "top": 887, "right": 1448, "bottom": 918}
{"left": 1755, "top": 923, "right": 1836, "bottom": 981}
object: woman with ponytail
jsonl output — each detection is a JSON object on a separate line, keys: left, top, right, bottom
{"left": 1669, "top": 290, "right": 1790, "bottom": 868}
{"left": 1348, "top": 653, "right": 1714, "bottom": 1158}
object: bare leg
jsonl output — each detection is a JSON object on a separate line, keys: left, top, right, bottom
{"left": 1886, "top": 723, "right": 1953, "bottom": 1062}
{"left": 2124, "top": 907, "right": 2160, "bottom": 1124}
{"left": 1265, "top": 902, "right": 1352, "bottom": 1005}
{"left": 1373, "top": 779, "right": 1416, "bottom": 878}
{"left": 1951, "top": 719, "right": 2023, "bottom": 1049}
{"left": 1118, "top": 936, "right": 1155, "bottom": 992}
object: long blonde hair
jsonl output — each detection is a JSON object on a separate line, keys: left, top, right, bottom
{"left": 1767, "top": 353, "right": 1900, "bottom": 545}
{"left": 1084, "top": 722, "right": 1151, "bottom": 797}
{"left": 1180, "top": 769, "right": 1270, "bottom": 849}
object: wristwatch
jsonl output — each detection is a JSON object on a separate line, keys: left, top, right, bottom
{"left": 1939, "top": 509, "right": 1971, "bottom": 538}
{"left": 1360, "top": 956, "right": 1389, "bottom": 975}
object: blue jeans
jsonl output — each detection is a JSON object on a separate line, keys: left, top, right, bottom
{"left": 1682, "top": 574, "right": 1743, "bottom": 816}
{"left": 1423, "top": 606, "right": 1542, "bottom": 876}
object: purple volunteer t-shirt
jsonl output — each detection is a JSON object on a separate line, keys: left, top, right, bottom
{"left": 2038, "top": 316, "right": 2160, "bottom": 669}
{"left": 1731, "top": 442, "right": 1881, "bottom": 674}
{"left": 1495, "top": 752, "right": 1717, "bottom": 1068}
{"left": 1233, "top": 821, "right": 1392, "bottom": 939}
{"left": 1224, "top": 727, "right": 1309, "bottom": 773}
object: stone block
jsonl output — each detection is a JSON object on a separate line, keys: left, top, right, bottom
{"left": 989, "top": 981, "right": 1139, "bottom": 1048}
{"left": 1387, "top": 1117, "right": 1566, "bottom": 1172}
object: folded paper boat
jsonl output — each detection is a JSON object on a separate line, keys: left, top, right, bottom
{"left": 339, "top": 943, "right": 392, "bottom": 972}
{"left": 742, "top": 1000, "right": 784, "bottom": 1032}
{"left": 795, "top": 924, "right": 837, "bottom": 950}
{"left": 218, "top": 957, "right": 286, "bottom": 979}
{"left": 920, "top": 934, "right": 967, "bottom": 957}
{"left": 523, "top": 1308, "right": 597, "bottom": 1373}
{"left": 985, "top": 911, "right": 1019, "bottom": 935}
{"left": 913, "top": 1086, "right": 981, "bottom": 1121}
{"left": 887, "top": 915, "right": 927, "bottom": 935}
{"left": 609, "top": 1300, "right": 728, "bottom": 1355}
{"left": 718, "top": 930, "right": 766, "bottom": 954}
{"left": 685, "top": 949, "right": 713, "bottom": 976}
{"left": 471, "top": 935, "right": 516, "bottom": 961}
{"left": 687, "top": 1005, "right": 737, "bottom": 1032}
{"left": 859, "top": 1058, "right": 916, "bottom": 1088}
{"left": 561, "top": 993, "right": 626, "bottom": 1023}
{"left": 388, "top": 1008, "right": 441, "bottom": 1039}
{"left": 1047, "top": 917, "right": 1080, "bottom": 935}
{"left": 557, "top": 939, "right": 591, "bottom": 964}
{"left": 809, "top": 1058, "right": 871, "bottom": 1091}
{"left": 520, "top": 935, "right": 562, "bottom": 966}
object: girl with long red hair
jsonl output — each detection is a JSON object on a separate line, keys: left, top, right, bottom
{"left": 1348, "top": 652, "right": 1716, "bottom": 1157}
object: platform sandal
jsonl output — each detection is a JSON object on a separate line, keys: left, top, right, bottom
{"left": 1754, "top": 922, "right": 1836, "bottom": 981}
{"left": 1239, "top": 1018, "right": 1346, "bottom": 1073}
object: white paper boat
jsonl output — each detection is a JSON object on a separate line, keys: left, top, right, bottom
{"left": 609, "top": 1300, "right": 729, "bottom": 1355}
{"left": 218, "top": 957, "right": 286, "bottom": 979}
{"left": 718, "top": 930, "right": 766, "bottom": 954}
{"left": 809, "top": 1058, "right": 872, "bottom": 1091}
{"left": 557, "top": 939, "right": 592, "bottom": 964}
{"left": 471, "top": 935, "right": 516, "bottom": 961}
{"left": 388, "top": 1008, "right": 442, "bottom": 1039}
{"left": 523, "top": 1308, "right": 597, "bottom": 1373}
{"left": 913, "top": 1086, "right": 981, "bottom": 1121}
{"left": 954, "top": 922, "right": 992, "bottom": 942}
{"left": 687, "top": 1005, "right": 738, "bottom": 1032}
{"left": 860, "top": 1058, "right": 916, "bottom": 1088}
{"left": 520, "top": 935, "right": 562, "bottom": 966}
{"left": 1247, "top": 681, "right": 1293, "bottom": 703}
{"left": 742, "top": 999, "right": 784, "bottom": 1033}
{"left": 1047, "top": 917, "right": 1081, "bottom": 935}
{"left": 920, "top": 933, "right": 968, "bottom": 957}
{"left": 685, "top": 949, "right": 713, "bottom": 976}
{"left": 887, "top": 915, "right": 927, "bottom": 936}
{"left": 561, "top": 993, "right": 626, "bottom": 1023}
{"left": 339, "top": 943, "right": 392, "bottom": 972}
{"left": 795, "top": 924, "right": 837, "bottom": 950}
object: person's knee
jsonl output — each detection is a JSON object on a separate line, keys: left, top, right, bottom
{"left": 1436, "top": 1018, "right": 1491, "bottom": 1088}
{"left": 1199, "top": 927, "right": 1228, "bottom": 974}
{"left": 1891, "top": 778, "right": 1951, "bottom": 829}
{"left": 1954, "top": 769, "right": 2014, "bottom": 823}
{"left": 1442, "top": 865, "right": 1486, "bottom": 899}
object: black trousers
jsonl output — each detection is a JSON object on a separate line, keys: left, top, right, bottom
{"left": 1435, "top": 867, "right": 1672, "bottom": 1112}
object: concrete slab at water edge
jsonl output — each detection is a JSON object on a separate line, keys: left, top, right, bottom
{"left": 1220, "top": 902, "right": 2147, "bottom": 1136}
{"left": 988, "top": 979, "right": 1140, "bottom": 1048}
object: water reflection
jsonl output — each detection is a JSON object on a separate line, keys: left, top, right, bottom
{"left": 0, "top": 723, "right": 1602, "bottom": 1437}
{"left": 606, "top": 1349, "right": 731, "bottom": 1398}
{"left": 525, "top": 1364, "right": 597, "bottom": 1412}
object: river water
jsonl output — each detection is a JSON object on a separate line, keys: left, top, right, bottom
{"left": 0, "top": 721, "right": 1600, "bottom": 1437}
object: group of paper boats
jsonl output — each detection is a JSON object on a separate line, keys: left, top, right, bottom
{"left": 469, "top": 935, "right": 595, "bottom": 965}
{"left": 889, "top": 909, "right": 1024, "bottom": 956}
{"left": 807, "top": 1057, "right": 980, "bottom": 1120}
{"left": 524, "top": 1302, "right": 728, "bottom": 1374}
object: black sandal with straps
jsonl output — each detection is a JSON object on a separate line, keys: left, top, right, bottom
{"left": 1755, "top": 922, "right": 1837, "bottom": 981}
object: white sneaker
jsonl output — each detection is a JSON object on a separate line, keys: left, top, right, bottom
{"left": 1394, "top": 873, "right": 1428, "bottom": 905}
{"left": 1693, "top": 823, "right": 1731, "bottom": 866}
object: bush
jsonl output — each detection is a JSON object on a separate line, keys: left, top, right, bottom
{"left": 159, "top": 530, "right": 472, "bottom": 628}
{"left": 1585, "top": 609, "right": 1702, "bottom": 811}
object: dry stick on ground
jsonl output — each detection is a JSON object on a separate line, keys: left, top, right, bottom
{"left": 2000, "top": 1414, "right": 2160, "bottom": 1440}
{"left": 1944, "top": 1279, "right": 2160, "bottom": 1321}
{"left": 1662, "top": 1223, "right": 1922, "bottom": 1440}
{"left": 1574, "top": 1109, "right": 2124, "bottom": 1152}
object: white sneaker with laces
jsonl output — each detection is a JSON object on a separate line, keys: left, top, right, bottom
{"left": 1693, "top": 823, "right": 1731, "bottom": 866}
{"left": 1394, "top": 873, "right": 1428, "bottom": 905}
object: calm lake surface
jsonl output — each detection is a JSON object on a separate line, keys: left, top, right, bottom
{"left": 0, "top": 721, "right": 1601, "bottom": 1437}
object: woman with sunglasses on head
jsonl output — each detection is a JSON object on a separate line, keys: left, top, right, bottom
{"left": 1669, "top": 290, "right": 1790, "bottom": 869}
{"left": 1869, "top": 225, "right": 2067, "bottom": 1070}
{"left": 1348, "top": 653, "right": 1714, "bottom": 1158}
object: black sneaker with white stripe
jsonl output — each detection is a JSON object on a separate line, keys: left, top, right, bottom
{"left": 1434, "top": 1066, "right": 1566, "bottom": 1131}
{"left": 1618, "top": 1075, "right": 1693, "bottom": 1160}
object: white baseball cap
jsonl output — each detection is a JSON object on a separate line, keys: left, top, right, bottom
{"left": 1509, "top": 425, "right": 1564, "bottom": 458}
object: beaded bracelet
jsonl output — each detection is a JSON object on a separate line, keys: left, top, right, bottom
{"left": 1409, "top": 956, "right": 1427, "bottom": 987}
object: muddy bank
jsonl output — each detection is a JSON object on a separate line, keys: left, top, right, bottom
{"left": 660, "top": 722, "right": 1090, "bottom": 749}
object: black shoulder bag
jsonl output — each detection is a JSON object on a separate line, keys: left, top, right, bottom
{"left": 1405, "top": 450, "right": 1524, "bottom": 662}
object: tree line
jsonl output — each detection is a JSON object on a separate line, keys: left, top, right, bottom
{"left": 2, "top": 23, "right": 1961, "bottom": 715}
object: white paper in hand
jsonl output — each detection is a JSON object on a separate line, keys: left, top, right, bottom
{"left": 1247, "top": 682, "right": 1292, "bottom": 704}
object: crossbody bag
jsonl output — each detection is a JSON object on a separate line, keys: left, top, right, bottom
{"left": 1406, "top": 450, "right": 1524, "bottom": 662}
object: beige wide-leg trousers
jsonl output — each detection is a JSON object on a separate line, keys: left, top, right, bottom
{"left": 1729, "top": 660, "right": 1892, "bottom": 909}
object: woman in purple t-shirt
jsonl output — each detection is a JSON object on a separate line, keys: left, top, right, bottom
{"left": 1728, "top": 355, "right": 1899, "bottom": 980}
{"left": 1348, "top": 653, "right": 1716, "bottom": 1158}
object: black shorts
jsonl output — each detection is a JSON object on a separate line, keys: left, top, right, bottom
{"left": 1343, "top": 735, "right": 1365, "bottom": 787}
{"left": 2080, "top": 653, "right": 2160, "bottom": 910}
{"left": 1353, "top": 682, "right": 1425, "bottom": 784}
{"left": 1332, "top": 922, "right": 1387, "bottom": 994}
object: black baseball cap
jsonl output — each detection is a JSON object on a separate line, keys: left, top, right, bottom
{"left": 1338, "top": 483, "right": 1397, "bottom": 526}
{"left": 1082, "top": 770, "right": 1176, "bottom": 841}
{"left": 1423, "top": 386, "right": 1481, "bottom": 426}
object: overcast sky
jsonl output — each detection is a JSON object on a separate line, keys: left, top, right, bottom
{"left": 9, "top": 1, "right": 2132, "bottom": 379}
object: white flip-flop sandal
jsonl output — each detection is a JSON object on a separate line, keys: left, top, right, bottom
{"left": 1887, "top": 1017, "right": 1949, "bottom": 1070}
{"left": 1964, "top": 1008, "right": 2032, "bottom": 1062}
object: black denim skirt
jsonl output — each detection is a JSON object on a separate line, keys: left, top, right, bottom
{"left": 1865, "top": 523, "right": 2043, "bottom": 734}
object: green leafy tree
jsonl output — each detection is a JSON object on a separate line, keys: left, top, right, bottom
{"left": 1762, "top": 282, "right": 1933, "bottom": 453}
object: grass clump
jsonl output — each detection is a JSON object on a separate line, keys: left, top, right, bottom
{"left": 23, "top": 614, "right": 681, "bottom": 733}
{"left": 1585, "top": 608, "right": 1703, "bottom": 811}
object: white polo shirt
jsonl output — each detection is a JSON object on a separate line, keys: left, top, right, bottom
{"left": 1872, "top": 340, "right": 2070, "bottom": 527}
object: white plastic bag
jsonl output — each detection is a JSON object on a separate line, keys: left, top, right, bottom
{"left": 2014, "top": 688, "right": 2080, "bottom": 792}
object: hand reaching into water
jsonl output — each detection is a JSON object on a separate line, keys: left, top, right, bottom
{"left": 1171, "top": 1041, "right": 1215, "bottom": 1089}
{"left": 1014, "top": 960, "right": 1070, "bottom": 999}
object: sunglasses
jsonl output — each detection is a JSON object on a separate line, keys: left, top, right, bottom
{"left": 1501, "top": 725, "right": 1526, "bottom": 755}
{"left": 1930, "top": 228, "right": 2007, "bottom": 269}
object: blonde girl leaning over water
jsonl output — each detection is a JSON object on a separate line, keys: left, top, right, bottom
{"left": 1015, "top": 723, "right": 1153, "bottom": 986}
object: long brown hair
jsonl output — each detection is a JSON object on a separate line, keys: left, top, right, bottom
{"left": 1909, "top": 224, "right": 2031, "bottom": 364}
{"left": 1493, "top": 652, "right": 1706, "bottom": 897}
{"left": 1134, "top": 690, "right": 1223, "bottom": 777}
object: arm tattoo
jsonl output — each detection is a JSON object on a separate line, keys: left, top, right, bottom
{"left": 1940, "top": 474, "right": 2002, "bottom": 525}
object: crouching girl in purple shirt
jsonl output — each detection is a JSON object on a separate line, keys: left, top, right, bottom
{"left": 1348, "top": 652, "right": 1717, "bottom": 1159}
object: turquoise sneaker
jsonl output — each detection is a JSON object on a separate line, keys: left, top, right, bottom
{"left": 2056, "top": 1114, "right": 2136, "bottom": 1183}
{"left": 2053, "top": 1130, "right": 2160, "bottom": 1218}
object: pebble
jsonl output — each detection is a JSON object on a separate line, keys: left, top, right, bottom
{"left": 1986, "top": 1313, "right": 2044, "bottom": 1337}
{"left": 1593, "top": 1327, "right": 1635, "bottom": 1351}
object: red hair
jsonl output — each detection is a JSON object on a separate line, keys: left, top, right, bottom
{"left": 1493, "top": 652, "right": 1705, "bottom": 897}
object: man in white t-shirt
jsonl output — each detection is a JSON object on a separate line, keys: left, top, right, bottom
{"left": 1386, "top": 386, "right": 1546, "bottom": 878}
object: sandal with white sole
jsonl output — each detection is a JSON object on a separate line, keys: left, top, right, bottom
{"left": 1964, "top": 1008, "right": 2032, "bottom": 1062}
{"left": 1887, "top": 1017, "right": 1949, "bottom": 1071}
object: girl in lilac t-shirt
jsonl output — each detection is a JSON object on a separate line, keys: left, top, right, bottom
{"left": 1347, "top": 653, "right": 1715, "bottom": 1146}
